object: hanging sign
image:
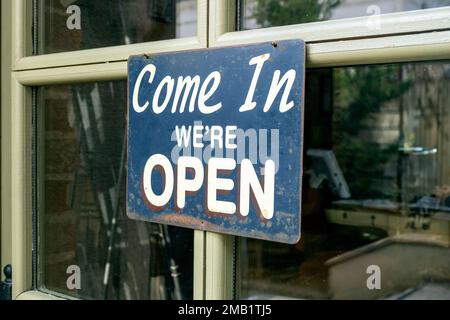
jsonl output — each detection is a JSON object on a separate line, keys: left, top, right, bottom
{"left": 127, "top": 40, "right": 305, "bottom": 243}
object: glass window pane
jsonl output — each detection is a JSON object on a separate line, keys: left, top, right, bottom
{"left": 242, "top": 0, "right": 450, "bottom": 30}
{"left": 237, "top": 61, "right": 450, "bottom": 300}
{"left": 39, "top": 81, "right": 193, "bottom": 299}
{"left": 37, "top": 0, "right": 197, "bottom": 54}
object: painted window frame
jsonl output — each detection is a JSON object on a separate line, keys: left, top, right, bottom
{"left": 1, "top": 0, "right": 450, "bottom": 300}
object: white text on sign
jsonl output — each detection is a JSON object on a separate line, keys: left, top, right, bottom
{"left": 132, "top": 53, "right": 297, "bottom": 114}
{"left": 132, "top": 53, "right": 297, "bottom": 220}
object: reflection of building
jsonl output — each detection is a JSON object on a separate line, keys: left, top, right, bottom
{"left": 231, "top": 1, "right": 450, "bottom": 300}
{"left": 331, "top": 0, "right": 450, "bottom": 19}
{"left": 3, "top": 0, "right": 450, "bottom": 302}
{"left": 333, "top": 63, "right": 450, "bottom": 206}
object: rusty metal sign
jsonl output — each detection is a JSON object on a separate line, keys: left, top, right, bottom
{"left": 127, "top": 40, "right": 305, "bottom": 243}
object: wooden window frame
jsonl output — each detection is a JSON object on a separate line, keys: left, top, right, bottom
{"left": 1, "top": 0, "right": 450, "bottom": 300}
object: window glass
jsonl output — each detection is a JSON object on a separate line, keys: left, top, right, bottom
{"left": 241, "top": 0, "right": 450, "bottom": 30}
{"left": 37, "top": 0, "right": 197, "bottom": 54}
{"left": 237, "top": 61, "right": 450, "bottom": 300}
{"left": 40, "top": 81, "right": 193, "bottom": 299}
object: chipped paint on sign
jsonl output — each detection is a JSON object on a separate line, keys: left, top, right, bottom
{"left": 127, "top": 40, "right": 305, "bottom": 244}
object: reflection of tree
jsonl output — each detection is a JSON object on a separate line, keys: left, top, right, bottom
{"left": 252, "top": 0, "right": 341, "bottom": 27}
{"left": 333, "top": 66, "right": 412, "bottom": 199}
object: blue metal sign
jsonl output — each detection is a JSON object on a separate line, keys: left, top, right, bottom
{"left": 127, "top": 40, "right": 305, "bottom": 243}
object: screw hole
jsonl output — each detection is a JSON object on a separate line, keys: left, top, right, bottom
{"left": 272, "top": 42, "right": 278, "bottom": 48}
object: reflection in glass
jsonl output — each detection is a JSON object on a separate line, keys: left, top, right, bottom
{"left": 37, "top": 0, "right": 197, "bottom": 54}
{"left": 40, "top": 82, "right": 193, "bottom": 299}
{"left": 242, "top": 0, "right": 450, "bottom": 30}
{"left": 237, "top": 62, "right": 450, "bottom": 300}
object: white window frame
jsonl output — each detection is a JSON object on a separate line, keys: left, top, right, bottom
{"left": 1, "top": 0, "right": 450, "bottom": 300}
